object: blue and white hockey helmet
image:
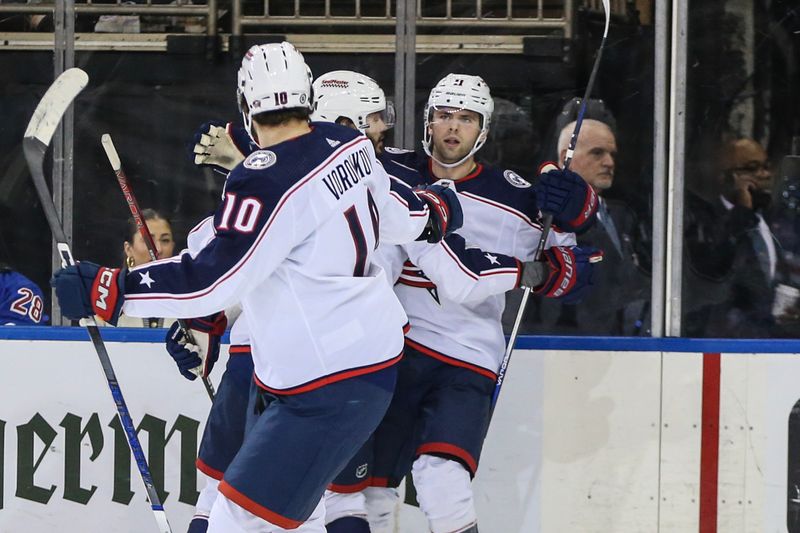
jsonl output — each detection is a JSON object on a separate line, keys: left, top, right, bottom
{"left": 311, "top": 70, "right": 395, "bottom": 131}
{"left": 237, "top": 42, "right": 313, "bottom": 142}
{"left": 423, "top": 73, "right": 494, "bottom": 168}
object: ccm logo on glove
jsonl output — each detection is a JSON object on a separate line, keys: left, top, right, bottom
{"left": 91, "top": 267, "right": 121, "bottom": 322}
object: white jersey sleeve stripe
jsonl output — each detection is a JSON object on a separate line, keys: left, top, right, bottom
{"left": 460, "top": 190, "right": 541, "bottom": 229}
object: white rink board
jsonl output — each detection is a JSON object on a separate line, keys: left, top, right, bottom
{"left": 2, "top": 334, "right": 800, "bottom": 533}
{"left": 0, "top": 337, "right": 224, "bottom": 532}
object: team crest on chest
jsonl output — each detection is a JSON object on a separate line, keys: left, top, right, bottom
{"left": 503, "top": 169, "right": 530, "bottom": 188}
{"left": 244, "top": 150, "right": 277, "bottom": 170}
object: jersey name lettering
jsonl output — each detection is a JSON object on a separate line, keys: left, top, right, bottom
{"left": 322, "top": 147, "right": 373, "bottom": 200}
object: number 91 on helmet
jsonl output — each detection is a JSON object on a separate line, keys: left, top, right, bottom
{"left": 422, "top": 73, "right": 495, "bottom": 168}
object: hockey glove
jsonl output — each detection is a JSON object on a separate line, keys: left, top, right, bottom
{"left": 165, "top": 313, "right": 227, "bottom": 380}
{"left": 51, "top": 262, "right": 125, "bottom": 325}
{"left": 521, "top": 246, "right": 603, "bottom": 304}
{"left": 415, "top": 184, "right": 464, "bottom": 243}
{"left": 190, "top": 121, "right": 252, "bottom": 174}
{"left": 533, "top": 162, "right": 598, "bottom": 233}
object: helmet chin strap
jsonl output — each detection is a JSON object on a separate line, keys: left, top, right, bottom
{"left": 422, "top": 132, "right": 485, "bottom": 170}
{"left": 249, "top": 124, "right": 260, "bottom": 147}
{"left": 242, "top": 110, "right": 262, "bottom": 147}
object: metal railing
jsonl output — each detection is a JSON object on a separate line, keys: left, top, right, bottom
{"left": 232, "top": 0, "right": 578, "bottom": 38}
{"left": 0, "top": 0, "right": 631, "bottom": 51}
{"left": 0, "top": 0, "right": 217, "bottom": 36}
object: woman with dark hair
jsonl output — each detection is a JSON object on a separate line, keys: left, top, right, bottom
{"left": 98, "top": 208, "right": 177, "bottom": 328}
{"left": 123, "top": 208, "right": 175, "bottom": 269}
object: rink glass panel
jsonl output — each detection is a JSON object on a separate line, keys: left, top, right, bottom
{"left": 2, "top": 1, "right": 799, "bottom": 340}
{"left": 680, "top": 1, "right": 800, "bottom": 339}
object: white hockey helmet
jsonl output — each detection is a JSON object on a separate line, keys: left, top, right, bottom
{"left": 423, "top": 73, "right": 494, "bottom": 168}
{"left": 311, "top": 70, "right": 395, "bottom": 130}
{"left": 236, "top": 42, "right": 313, "bottom": 142}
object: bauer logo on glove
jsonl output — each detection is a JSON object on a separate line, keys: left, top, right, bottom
{"left": 519, "top": 246, "right": 603, "bottom": 304}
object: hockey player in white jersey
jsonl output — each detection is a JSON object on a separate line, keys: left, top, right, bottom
{"left": 181, "top": 70, "right": 601, "bottom": 533}
{"left": 307, "top": 71, "right": 601, "bottom": 533}
{"left": 310, "top": 70, "right": 395, "bottom": 157}
{"left": 51, "top": 42, "right": 463, "bottom": 533}
{"left": 162, "top": 69, "right": 599, "bottom": 533}
{"left": 328, "top": 74, "right": 602, "bottom": 533}
{"left": 165, "top": 70, "right": 405, "bottom": 533}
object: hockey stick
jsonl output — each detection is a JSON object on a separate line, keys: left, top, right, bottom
{"left": 493, "top": 0, "right": 611, "bottom": 409}
{"left": 101, "top": 133, "right": 217, "bottom": 402}
{"left": 23, "top": 68, "right": 173, "bottom": 533}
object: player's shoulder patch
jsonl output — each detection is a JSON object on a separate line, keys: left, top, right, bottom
{"left": 244, "top": 150, "right": 277, "bottom": 170}
{"left": 503, "top": 169, "right": 531, "bottom": 188}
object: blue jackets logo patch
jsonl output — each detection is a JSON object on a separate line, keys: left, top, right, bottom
{"left": 244, "top": 150, "right": 277, "bottom": 170}
{"left": 504, "top": 169, "right": 530, "bottom": 188}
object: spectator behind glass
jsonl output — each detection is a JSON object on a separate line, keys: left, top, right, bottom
{"left": 525, "top": 118, "right": 650, "bottom": 335}
{"left": 684, "top": 137, "right": 799, "bottom": 337}
{"left": 98, "top": 208, "right": 176, "bottom": 328}
{"left": 0, "top": 263, "right": 49, "bottom": 325}
{"left": 124, "top": 208, "right": 175, "bottom": 269}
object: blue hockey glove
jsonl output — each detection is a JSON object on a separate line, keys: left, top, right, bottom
{"left": 415, "top": 184, "right": 464, "bottom": 243}
{"left": 522, "top": 246, "right": 603, "bottom": 304}
{"left": 51, "top": 262, "right": 125, "bottom": 325}
{"left": 190, "top": 121, "right": 254, "bottom": 174}
{"left": 165, "top": 313, "right": 227, "bottom": 380}
{"left": 533, "top": 162, "right": 598, "bottom": 232}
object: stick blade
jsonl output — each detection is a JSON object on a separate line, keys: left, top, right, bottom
{"left": 23, "top": 68, "right": 89, "bottom": 146}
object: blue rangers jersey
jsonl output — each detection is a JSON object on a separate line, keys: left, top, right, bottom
{"left": 121, "top": 123, "right": 430, "bottom": 392}
{"left": 0, "top": 268, "right": 48, "bottom": 325}
{"left": 382, "top": 152, "right": 576, "bottom": 378}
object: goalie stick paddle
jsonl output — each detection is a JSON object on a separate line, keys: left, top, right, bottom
{"left": 23, "top": 69, "right": 173, "bottom": 533}
{"left": 493, "top": 0, "right": 611, "bottom": 411}
{"left": 101, "top": 133, "right": 217, "bottom": 402}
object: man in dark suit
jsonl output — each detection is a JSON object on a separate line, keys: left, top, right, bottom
{"left": 684, "top": 137, "right": 789, "bottom": 337}
{"left": 519, "top": 118, "right": 651, "bottom": 335}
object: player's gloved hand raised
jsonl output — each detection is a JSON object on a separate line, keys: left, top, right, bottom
{"left": 50, "top": 262, "right": 125, "bottom": 325}
{"left": 190, "top": 121, "right": 253, "bottom": 174}
{"left": 415, "top": 184, "right": 464, "bottom": 243}
{"left": 520, "top": 246, "right": 603, "bottom": 304}
{"left": 533, "top": 162, "right": 598, "bottom": 233}
{"left": 165, "top": 313, "right": 227, "bottom": 381}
